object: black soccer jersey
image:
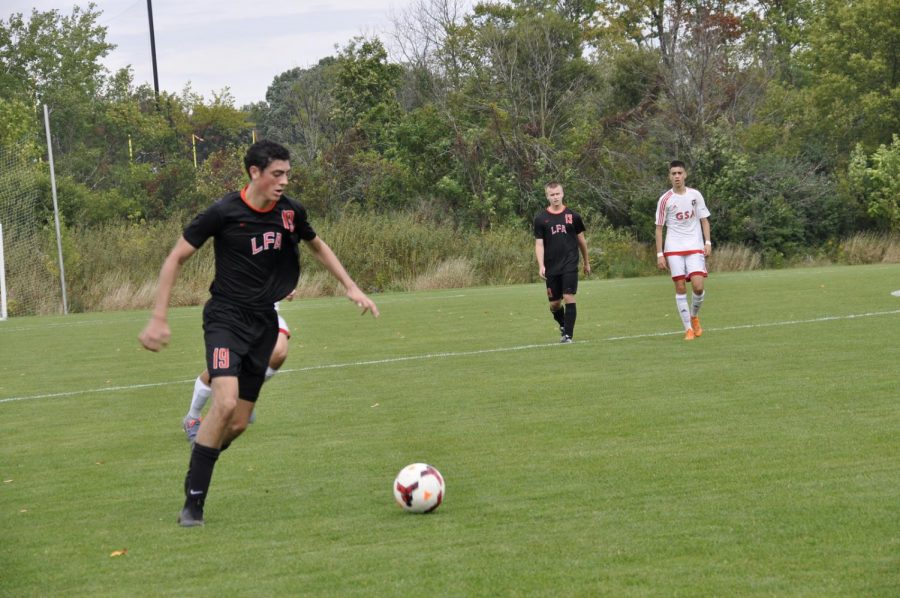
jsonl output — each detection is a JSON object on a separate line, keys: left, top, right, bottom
{"left": 183, "top": 187, "right": 317, "bottom": 309}
{"left": 533, "top": 207, "right": 585, "bottom": 276}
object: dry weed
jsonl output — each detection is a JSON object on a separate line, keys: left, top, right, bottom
{"left": 401, "top": 258, "right": 477, "bottom": 291}
{"left": 707, "top": 243, "right": 761, "bottom": 272}
{"left": 840, "top": 233, "right": 891, "bottom": 264}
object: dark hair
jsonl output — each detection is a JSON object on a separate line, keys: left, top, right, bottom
{"left": 244, "top": 140, "right": 290, "bottom": 176}
{"left": 669, "top": 160, "right": 686, "bottom": 170}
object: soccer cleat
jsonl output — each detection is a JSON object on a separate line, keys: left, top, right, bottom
{"left": 684, "top": 329, "right": 696, "bottom": 341}
{"left": 691, "top": 316, "right": 703, "bottom": 337}
{"left": 559, "top": 324, "right": 566, "bottom": 338}
{"left": 182, "top": 416, "right": 201, "bottom": 444}
{"left": 560, "top": 335, "right": 573, "bottom": 344}
{"left": 177, "top": 505, "right": 204, "bottom": 527}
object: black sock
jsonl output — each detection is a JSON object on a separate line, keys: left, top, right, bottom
{"left": 552, "top": 307, "right": 565, "bottom": 328}
{"left": 564, "top": 303, "right": 577, "bottom": 338}
{"left": 184, "top": 443, "right": 220, "bottom": 510}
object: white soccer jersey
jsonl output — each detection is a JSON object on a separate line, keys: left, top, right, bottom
{"left": 656, "top": 188, "right": 710, "bottom": 254}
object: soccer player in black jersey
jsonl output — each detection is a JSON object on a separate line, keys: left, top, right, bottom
{"left": 533, "top": 181, "right": 590, "bottom": 343}
{"left": 139, "top": 140, "right": 379, "bottom": 527}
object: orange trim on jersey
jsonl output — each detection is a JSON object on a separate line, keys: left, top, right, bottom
{"left": 240, "top": 185, "right": 278, "bottom": 214}
{"left": 663, "top": 249, "right": 704, "bottom": 256}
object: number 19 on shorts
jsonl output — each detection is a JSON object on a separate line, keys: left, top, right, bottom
{"left": 212, "top": 347, "right": 230, "bottom": 370}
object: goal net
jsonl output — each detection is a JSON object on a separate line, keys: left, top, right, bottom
{"left": 0, "top": 139, "right": 60, "bottom": 318}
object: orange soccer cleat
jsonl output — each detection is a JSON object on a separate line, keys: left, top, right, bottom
{"left": 691, "top": 316, "right": 703, "bottom": 337}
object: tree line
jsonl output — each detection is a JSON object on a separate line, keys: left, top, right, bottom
{"left": 1, "top": 0, "right": 898, "bottom": 264}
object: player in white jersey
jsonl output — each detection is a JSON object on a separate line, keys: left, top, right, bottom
{"left": 655, "top": 161, "right": 712, "bottom": 340}
{"left": 182, "top": 299, "right": 293, "bottom": 442}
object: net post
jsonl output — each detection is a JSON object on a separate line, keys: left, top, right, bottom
{"left": 0, "top": 222, "right": 7, "bottom": 320}
{"left": 43, "top": 104, "right": 68, "bottom": 315}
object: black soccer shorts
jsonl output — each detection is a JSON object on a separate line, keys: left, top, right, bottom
{"left": 545, "top": 271, "right": 579, "bottom": 302}
{"left": 202, "top": 299, "right": 278, "bottom": 402}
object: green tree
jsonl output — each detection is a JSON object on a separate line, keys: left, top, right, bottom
{"left": 802, "top": 0, "right": 900, "bottom": 159}
{"left": 332, "top": 37, "right": 403, "bottom": 147}
{"left": 0, "top": 96, "right": 39, "bottom": 157}
{"left": 753, "top": 0, "right": 900, "bottom": 167}
{"left": 848, "top": 135, "right": 900, "bottom": 231}
{"left": 0, "top": 6, "right": 114, "bottom": 153}
{"left": 426, "top": 1, "right": 597, "bottom": 226}
{"left": 258, "top": 59, "right": 340, "bottom": 165}
{"left": 188, "top": 90, "right": 252, "bottom": 162}
{"left": 196, "top": 147, "right": 246, "bottom": 203}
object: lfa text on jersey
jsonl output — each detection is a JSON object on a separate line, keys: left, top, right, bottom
{"left": 251, "top": 231, "right": 282, "bottom": 254}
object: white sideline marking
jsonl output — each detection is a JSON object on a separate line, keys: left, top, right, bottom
{"left": 605, "top": 308, "right": 900, "bottom": 340}
{"left": 2, "top": 308, "right": 899, "bottom": 405}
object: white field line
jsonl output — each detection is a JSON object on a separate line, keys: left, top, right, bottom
{"left": 2, "top": 308, "right": 898, "bottom": 405}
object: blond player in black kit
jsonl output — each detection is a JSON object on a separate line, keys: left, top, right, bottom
{"left": 139, "top": 140, "right": 379, "bottom": 527}
{"left": 534, "top": 181, "right": 590, "bottom": 343}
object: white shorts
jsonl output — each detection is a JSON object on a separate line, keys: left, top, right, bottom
{"left": 277, "top": 315, "right": 291, "bottom": 338}
{"left": 667, "top": 252, "right": 708, "bottom": 281}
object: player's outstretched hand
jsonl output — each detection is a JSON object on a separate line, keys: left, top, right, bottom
{"left": 347, "top": 287, "right": 379, "bottom": 318}
{"left": 139, "top": 317, "right": 171, "bottom": 352}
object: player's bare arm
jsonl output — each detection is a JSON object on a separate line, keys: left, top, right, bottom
{"left": 534, "top": 238, "right": 546, "bottom": 279}
{"left": 138, "top": 237, "right": 197, "bottom": 351}
{"left": 702, "top": 218, "right": 712, "bottom": 257}
{"left": 655, "top": 225, "right": 667, "bottom": 270}
{"left": 577, "top": 232, "right": 591, "bottom": 275}
{"left": 304, "top": 236, "right": 380, "bottom": 317}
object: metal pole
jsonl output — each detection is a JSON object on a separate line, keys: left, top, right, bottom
{"left": 43, "top": 104, "right": 68, "bottom": 315}
{"left": 147, "top": 0, "right": 160, "bottom": 102}
{"left": 0, "top": 223, "right": 7, "bottom": 320}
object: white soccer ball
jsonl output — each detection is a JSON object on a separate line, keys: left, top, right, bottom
{"left": 393, "top": 463, "right": 445, "bottom": 513}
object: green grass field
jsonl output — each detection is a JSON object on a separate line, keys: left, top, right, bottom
{"left": 2, "top": 264, "right": 899, "bottom": 596}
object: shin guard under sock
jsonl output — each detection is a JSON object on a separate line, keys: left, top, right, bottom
{"left": 564, "top": 303, "right": 577, "bottom": 338}
{"left": 184, "top": 443, "right": 220, "bottom": 509}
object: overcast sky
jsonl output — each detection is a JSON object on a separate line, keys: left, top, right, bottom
{"left": 4, "top": 1, "right": 429, "bottom": 106}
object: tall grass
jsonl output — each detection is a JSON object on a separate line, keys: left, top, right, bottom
{"left": 707, "top": 242, "right": 762, "bottom": 272}
{"left": 63, "top": 217, "right": 215, "bottom": 311}
{"left": 589, "top": 226, "right": 658, "bottom": 278}
{"left": 9, "top": 211, "right": 900, "bottom": 314}
{"left": 840, "top": 232, "right": 900, "bottom": 264}
{"left": 399, "top": 257, "right": 477, "bottom": 291}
